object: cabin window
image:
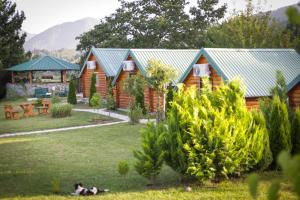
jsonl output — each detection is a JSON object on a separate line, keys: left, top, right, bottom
{"left": 94, "top": 72, "right": 99, "bottom": 86}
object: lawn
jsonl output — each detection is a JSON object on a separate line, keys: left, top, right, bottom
{"left": 0, "top": 123, "right": 297, "bottom": 200}
{"left": 0, "top": 99, "right": 116, "bottom": 134}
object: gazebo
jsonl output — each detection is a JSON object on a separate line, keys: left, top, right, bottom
{"left": 7, "top": 55, "right": 80, "bottom": 84}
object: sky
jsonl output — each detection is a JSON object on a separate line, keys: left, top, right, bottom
{"left": 13, "top": 0, "right": 300, "bottom": 34}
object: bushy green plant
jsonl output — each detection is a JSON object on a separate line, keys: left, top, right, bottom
{"left": 89, "top": 73, "right": 96, "bottom": 106}
{"left": 165, "top": 78, "right": 271, "bottom": 182}
{"left": 292, "top": 108, "right": 300, "bottom": 154}
{"left": 118, "top": 160, "right": 129, "bottom": 177}
{"left": 90, "top": 93, "right": 102, "bottom": 109}
{"left": 67, "top": 79, "right": 77, "bottom": 105}
{"left": 165, "top": 82, "right": 174, "bottom": 114}
{"left": 51, "top": 103, "right": 72, "bottom": 118}
{"left": 51, "top": 95, "right": 61, "bottom": 104}
{"left": 133, "top": 122, "right": 165, "bottom": 185}
{"left": 128, "top": 103, "right": 143, "bottom": 125}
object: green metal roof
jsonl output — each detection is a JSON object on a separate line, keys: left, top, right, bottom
{"left": 112, "top": 49, "right": 199, "bottom": 85}
{"left": 79, "top": 47, "right": 129, "bottom": 77}
{"left": 179, "top": 48, "right": 300, "bottom": 97}
{"left": 7, "top": 55, "right": 80, "bottom": 71}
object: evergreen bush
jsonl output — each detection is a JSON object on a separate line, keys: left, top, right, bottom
{"left": 128, "top": 103, "right": 143, "bottom": 125}
{"left": 164, "top": 78, "right": 271, "bottom": 182}
{"left": 90, "top": 93, "right": 102, "bottom": 109}
{"left": 118, "top": 160, "right": 129, "bottom": 177}
{"left": 106, "top": 79, "right": 116, "bottom": 110}
{"left": 133, "top": 122, "right": 165, "bottom": 185}
{"left": 67, "top": 79, "right": 77, "bottom": 105}
{"left": 89, "top": 74, "right": 96, "bottom": 106}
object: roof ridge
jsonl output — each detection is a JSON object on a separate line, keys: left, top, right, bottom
{"left": 204, "top": 48, "right": 295, "bottom": 52}
{"left": 47, "top": 55, "right": 69, "bottom": 70}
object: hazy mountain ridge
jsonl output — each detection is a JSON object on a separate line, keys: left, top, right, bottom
{"left": 24, "top": 17, "right": 98, "bottom": 51}
{"left": 270, "top": 3, "right": 300, "bottom": 24}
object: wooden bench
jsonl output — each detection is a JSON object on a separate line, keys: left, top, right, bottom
{"left": 35, "top": 88, "right": 51, "bottom": 98}
{"left": 4, "top": 105, "right": 19, "bottom": 120}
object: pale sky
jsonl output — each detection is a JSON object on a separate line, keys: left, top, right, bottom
{"left": 13, "top": 0, "right": 300, "bottom": 34}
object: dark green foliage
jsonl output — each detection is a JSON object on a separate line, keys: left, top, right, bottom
{"left": 67, "top": 79, "right": 77, "bottom": 105}
{"left": 0, "top": 0, "right": 27, "bottom": 69}
{"left": 292, "top": 108, "right": 300, "bottom": 154}
{"left": 165, "top": 83, "right": 174, "bottom": 113}
{"left": 77, "top": 0, "right": 226, "bottom": 53}
{"left": 286, "top": 6, "right": 300, "bottom": 52}
{"left": 133, "top": 122, "right": 165, "bottom": 184}
{"left": 265, "top": 96, "right": 291, "bottom": 167}
{"left": 35, "top": 98, "right": 43, "bottom": 107}
{"left": 106, "top": 79, "right": 116, "bottom": 110}
{"left": 51, "top": 103, "right": 72, "bottom": 118}
{"left": 123, "top": 73, "right": 146, "bottom": 113}
{"left": 167, "top": 79, "right": 271, "bottom": 182}
{"left": 205, "top": 1, "right": 293, "bottom": 48}
{"left": 89, "top": 74, "right": 96, "bottom": 106}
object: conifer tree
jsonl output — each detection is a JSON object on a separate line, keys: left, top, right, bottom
{"left": 291, "top": 108, "right": 300, "bottom": 154}
{"left": 67, "top": 79, "right": 77, "bottom": 105}
{"left": 89, "top": 74, "right": 96, "bottom": 106}
{"left": 133, "top": 122, "right": 165, "bottom": 185}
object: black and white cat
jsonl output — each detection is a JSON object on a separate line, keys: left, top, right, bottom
{"left": 72, "top": 183, "right": 109, "bottom": 196}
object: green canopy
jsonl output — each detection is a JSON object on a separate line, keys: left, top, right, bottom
{"left": 7, "top": 55, "right": 79, "bottom": 72}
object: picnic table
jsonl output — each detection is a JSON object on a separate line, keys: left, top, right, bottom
{"left": 19, "top": 102, "right": 35, "bottom": 118}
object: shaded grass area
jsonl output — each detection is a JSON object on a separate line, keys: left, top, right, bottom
{"left": 0, "top": 123, "right": 297, "bottom": 199}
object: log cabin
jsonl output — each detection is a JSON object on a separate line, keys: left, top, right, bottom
{"left": 112, "top": 49, "right": 199, "bottom": 112}
{"left": 79, "top": 48, "right": 129, "bottom": 98}
{"left": 178, "top": 48, "right": 300, "bottom": 109}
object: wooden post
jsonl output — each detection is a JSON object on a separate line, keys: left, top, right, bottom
{"left": 28, "top": 71, "right": 32, "bottom": 84}
{"left": 11, "top": 72, "right": 15, "bottom": 83}
{"left": 62, "top": 70, "right": 67, "bottom": 84}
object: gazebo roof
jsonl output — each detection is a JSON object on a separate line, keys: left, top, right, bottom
{"left": 7, "top": 55, "right": 80, "bottom": 72}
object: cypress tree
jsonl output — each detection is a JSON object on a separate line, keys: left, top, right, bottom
{"left": 89, "top": 74, "right": 96, "bottom": 106}
{"left": 291, "top": 108, "right": 300, "bottom": 154}
{"left": 67, "top": 79, "right": 77, "bottom": 105}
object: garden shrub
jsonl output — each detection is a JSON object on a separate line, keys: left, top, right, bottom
{"left": 67, "top": 79, "right": 77, "bottom": 105}
{"left": 90, "top": 93, "right": 102, "bottom": 108}
{"left": 164, "top": 78, "right": 271, "bottom": 182}
{"left": 128, "top": 103, "right": 143, "bottom": 125}
{"left": 165, "top": 82, "right": 174, "bottom": 114}
{"left": 292, "top": 108, "right": 300, "bottom": 154}
{"left": 51, "top": 179, "right": 61, "bottom": 194}
{"left": 106, "top": 79, "right": 116, "bottom": 110}
{"left": 89, "top": 74, "right": 96, "bottom": 106}
{"left": 51, "top": 95, "right": 61, "bottom": 104}
{"left": 51, "top": 103, "right": 72, "bottom": 118}
{"left": 261, "top": 96, "right": 292, "bottom": 168}
{"left": 118, "top": 160, "right": 129, "bottom": 177}
{"left": 133, "top": 122, "right": 165, "bottom": 185}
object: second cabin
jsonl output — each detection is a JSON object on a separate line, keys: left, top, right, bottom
{"left": 79, "top": 48, "right": 129, "bottom": 99}
{"left": 112, "top": 49, "right": 199, "bottom": 112}
{"left": 179, "top": 48, "right": 300, "bottom": 109}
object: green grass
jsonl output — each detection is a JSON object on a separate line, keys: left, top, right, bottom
{"left": 0, "top": 124, "right": 297, "bottom": 200}
{"left": 0, "top": 99, "right": 115, "bottom": 134}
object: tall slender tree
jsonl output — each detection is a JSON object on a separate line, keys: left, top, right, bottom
{"left": 286, "top": 4, "right": 300, "bottom": 52}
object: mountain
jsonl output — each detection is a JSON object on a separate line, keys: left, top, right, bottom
{"left": 271, "top": 3, "right": 300, "bottom": 25}
{"left": 25, "top": 32, "right": 36, "bottom": 41}
{"left": 24, "top": 17, "right": 98, "bottom": 51}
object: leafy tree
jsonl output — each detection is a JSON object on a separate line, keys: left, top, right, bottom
{"left": 0, "top": 0, "right": 27, "bottom": 69}
{"left": 89, "top": 74, "right": 96, "bottom": 106}
{"left": 77, "top": 0, "right": 227, "bottom": 54}
{"left": 67, "top": 79, "right": 77, "bottom": 105}
{"left": 291, "top": 108, "right": 300, "bottom": 154}
{"left": 205, "top": 0, "right": 293, "bottom": 48}
{"left": 146, "top": 59, "right": 176, "bottom": 123}
{"left": 133, "top": 122, "right": 165, "bottom": 185}
{"left": 286, "top": 4, "right": 300, "bottom": 52}
{"left": 122, "top": 72, "right": 146, "bottom": 113}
